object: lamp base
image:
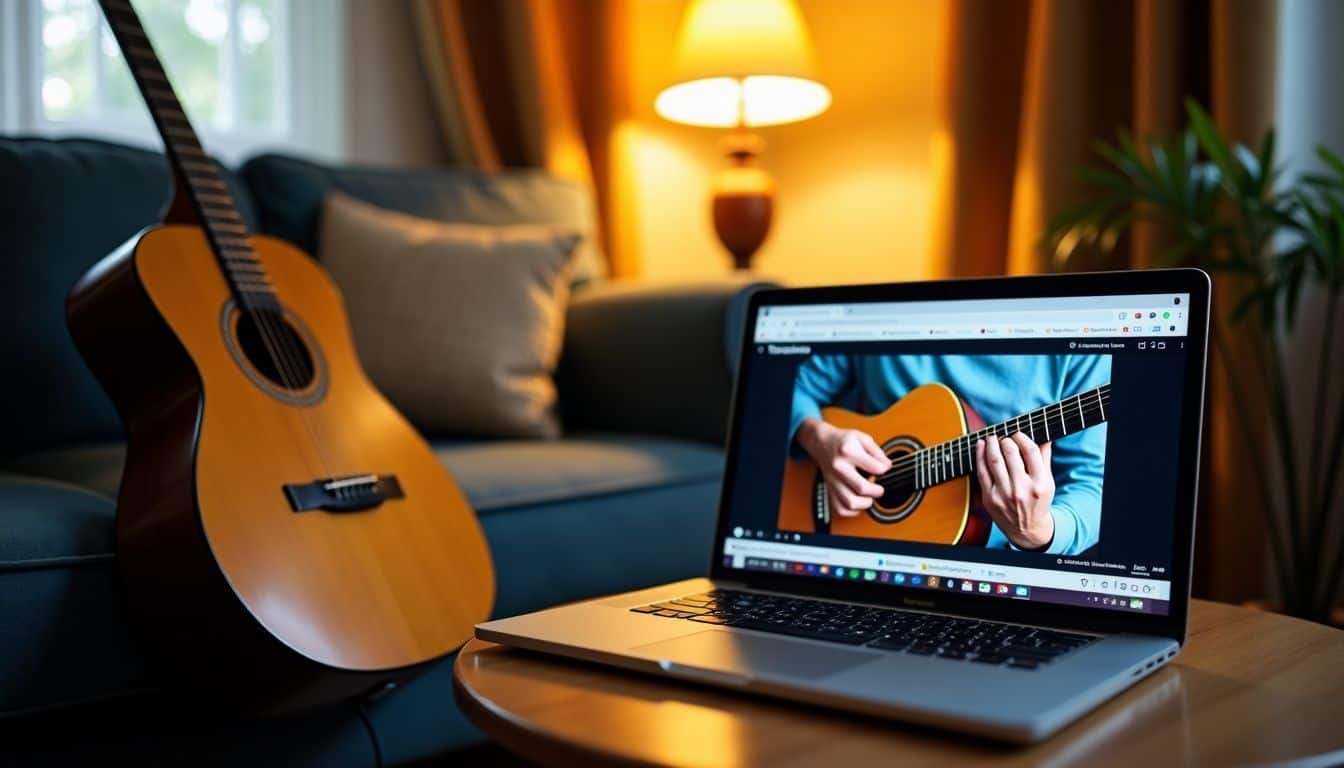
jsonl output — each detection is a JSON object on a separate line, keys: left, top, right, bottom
{"left": 711, "top": 132, "right": 774, "bottom": 271}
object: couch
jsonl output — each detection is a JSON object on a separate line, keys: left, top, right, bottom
{"left": 0, "top": 137, "right": 761, "bottom": 765}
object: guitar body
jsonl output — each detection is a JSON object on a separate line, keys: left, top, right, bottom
{"left": 68, "top": 226, "right": 494, "bottom": 712}
{"left": 778, "top": 383, "right": 991, "bottom": 546}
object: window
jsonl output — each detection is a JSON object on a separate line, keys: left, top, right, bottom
{"left": 0, "top": 0, "right": 344, "bottom": 162}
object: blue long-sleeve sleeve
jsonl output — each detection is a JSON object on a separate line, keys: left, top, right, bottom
{"left": 788, "top": 355, "right": 853, "bottom": 452}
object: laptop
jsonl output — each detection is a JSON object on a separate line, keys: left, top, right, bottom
{"left": 476, "top": 268, "right": 1210, "bottom": 743}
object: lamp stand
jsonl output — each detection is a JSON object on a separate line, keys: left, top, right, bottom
{"left": 711, "top": 130, "right": 774, "bottom": 271}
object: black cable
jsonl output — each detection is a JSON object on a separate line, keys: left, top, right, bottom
{"left": 352, "top": 700, "right": 384, "bottom": 768}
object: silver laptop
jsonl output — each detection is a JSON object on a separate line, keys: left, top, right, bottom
{"left": 477, "top": 269, "right": 1210, "bottom": 743}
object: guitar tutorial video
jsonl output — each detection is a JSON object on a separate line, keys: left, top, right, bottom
{"left": 777, "top": 353, "right": 1110, "bottom": 557}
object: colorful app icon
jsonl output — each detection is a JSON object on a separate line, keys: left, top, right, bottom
{"left": 927, "top": 576, "right": 940, "bottom": 588}
{"left": 805, "top": 563, "right": 817, "bottom": 574}
{"left": 879, "top": 571, "right": 890, "bottom": 583}
{"left": 978, "top": 582, "right": 991, "bottom": 593}
{"left": 1130, "top": 598, "right": 1144, "bottom": 609}
{"left": 848, "top": 569, "right": 860, "bottom": 580}
{"left": 819, "top": 565, "right": 830, "bottom": 575}
{"left": 863, "top": 570, "right": 877, "bottom": 581}
{"left": 893, "top": 573, "right": 907, "bottom": 584}
{"left": 911, "top": 575, "right": 924, "bottom": 586}
{"left": 792, "top": 563, "right": 805, "bottom": 573}
{"left": 834, "top": 568, "right": 845, "bottom": 578}
{"left": 961, "top": 580, "right": 973, "bottom": 591}
{"left": 995, "top": 584, "right": 1010, "bottom": 595}
{"left": 1134, "top": 312, "right": 1143, "bottom": 319}
{"left": 1122, "top": 325, "right": 1129, "bottom": 332}
{"left": 1163, "top": 311, "right": 1171, "bottom": 319}
{"left": 945, "top": 579, "right": 958, "bottom": 590}
{"left": 1014, "top": 585, "right": 1029, "bottom": 597}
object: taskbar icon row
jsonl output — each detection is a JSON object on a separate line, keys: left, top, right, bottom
{"left": 734, "top": 556, "right": 1031, "bottom": 599}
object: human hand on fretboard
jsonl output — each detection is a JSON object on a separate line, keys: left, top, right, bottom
{"left": 975, "top": 434, "right": 1056, "bottom": 550}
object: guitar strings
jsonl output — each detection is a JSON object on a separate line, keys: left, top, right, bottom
{"left": 873, "top": 393, "right": 1110, "bottom": 483}
{"left": 872, "top": 385, "right": 1110, "bottom": 479}
{"left": 871, "top": 396, "right": 1110, "bottom": 488}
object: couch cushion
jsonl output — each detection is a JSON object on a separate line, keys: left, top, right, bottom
{"left": 322, "top": 192, "right": 580, "bottom": 439}
{"left": 0, "top": 474, "right": 149, "bottom": 717}
{"left": 4, "top": 444, "right": 127, "bottom": 500}
{"left": 0, "top": 137, "right": 259, "bottom": 459}
{"left": 434, "top": 435, "right": 722, "bottom": 512}
{"left": 240, "top": 153, "right": 606, "bottom": 285}
{"left": 7, "top": 435, "right": 723, "bottom": 512}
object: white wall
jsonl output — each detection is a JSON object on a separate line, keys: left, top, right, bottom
{"left": 342, "top": 0, "right": 446, "bottom": 166}
{"left": 1274, "top": 0, "right": 1344, "bottom": 597}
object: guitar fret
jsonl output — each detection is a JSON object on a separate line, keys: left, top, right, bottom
{"left": 1097, "top": 388, "right": 1106, "bottom": 421}
{"left": 190, "top": 176, "right": 227, "bottom": 191}
{"left": 146, "top": 86, "right": 178, "bottom": 104}
{"left": 202, "top": 204, "right": 241, "bottom": 218}
{"left": 197, "top": 191, "right": 235, "bottom": 205}
{"left": 216, "top": 241, "right": 251, "bottom": 255}
{"left": 208, "top": 219, "right": 246, "bottom": 233}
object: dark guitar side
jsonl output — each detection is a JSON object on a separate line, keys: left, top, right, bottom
{"left": 68, "top": 227, "right": 495, "bottom": 713}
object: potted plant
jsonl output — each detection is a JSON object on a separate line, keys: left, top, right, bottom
{"left": 1043, "top": 100, "right": 1344, "bottom": 623}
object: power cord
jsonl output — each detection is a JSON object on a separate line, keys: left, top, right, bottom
{"left": 352, "top": 700, "right": 384, "bottom": 768}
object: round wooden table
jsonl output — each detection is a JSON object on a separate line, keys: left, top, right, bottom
{"left": 454, "top": 599, "right": 1344, "bottom": 767}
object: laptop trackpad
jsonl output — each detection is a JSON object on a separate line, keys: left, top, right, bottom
{"left": 633, "top": 629, "right": 882, "bottom": 680}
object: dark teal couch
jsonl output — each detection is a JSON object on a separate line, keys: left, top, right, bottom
{"left": 0, "top": 137, "right": 757, "bottom": 766}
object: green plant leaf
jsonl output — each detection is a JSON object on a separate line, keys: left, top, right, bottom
{"left": 1318, "top": 145, "right": 1344, "bottom": 179}
{"left": 1186, "top": 99, "right": 1245, "bottom": 191}
{"left": 1077, "top": 165, "right": 1136, "bottom": 192}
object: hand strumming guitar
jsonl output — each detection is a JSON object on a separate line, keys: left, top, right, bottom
{"left": 974, "top": 434, "right": 1055, "bottom": 550}
{"left": 795, "top": 418, "right": 892, "bottom": 517}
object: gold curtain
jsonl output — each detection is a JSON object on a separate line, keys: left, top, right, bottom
{"left": 933, "top": 0, "right": 1279, "bottom": 602}
{"left": 411, "top": 0, "right": 594, "bottom": 183}
{"left": 412, "top": 0, "right": 630, "bottom": 271}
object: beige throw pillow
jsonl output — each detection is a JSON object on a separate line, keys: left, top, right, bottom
{"left": 319, "top": 192, "right": 580, "bottom": 439}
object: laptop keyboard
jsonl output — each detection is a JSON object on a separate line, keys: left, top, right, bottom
{"left": 632, "top": 589, "right": 1096, "bottom": 669}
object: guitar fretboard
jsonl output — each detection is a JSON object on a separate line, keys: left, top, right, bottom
{"left": 99, "top": 0, "right": 276, "bottom": 311}
{"left": 911, "top": 385, "right": 1110, "bottom": 490}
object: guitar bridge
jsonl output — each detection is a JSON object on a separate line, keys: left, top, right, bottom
{"left": 284, "top": 474, "right": 404, "bottom": 513}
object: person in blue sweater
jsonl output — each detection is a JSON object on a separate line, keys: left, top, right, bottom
{"left": 790, "top": 354, "right": 1110, "bottom": 556}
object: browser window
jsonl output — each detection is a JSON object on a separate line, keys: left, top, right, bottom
{"left": 721, "top": 293, "right": 1191, "bottom": 615}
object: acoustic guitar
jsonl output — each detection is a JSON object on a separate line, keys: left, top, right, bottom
{"left": 66, "top": 0, "right": 494, "bottom": 713}
{"left": 777, "top": 382, "right": 1110, "bottom": 545}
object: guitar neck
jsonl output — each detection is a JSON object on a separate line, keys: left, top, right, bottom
{"left": 913, "top": 384, "right": 1110, "bottom": 490}
{"left": 98, "top": 0, "right": 276, "bottom": 311}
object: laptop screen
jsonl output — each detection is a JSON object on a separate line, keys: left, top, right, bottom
{"left": 718, "top": 290, "right": 1195, "bottom": 617}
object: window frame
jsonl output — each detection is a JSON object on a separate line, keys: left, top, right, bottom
{"left": 0, "top": 0, "right": 345, "bottom": 163}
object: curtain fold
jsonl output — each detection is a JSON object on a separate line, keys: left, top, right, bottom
{"left": 412, "top": 0, "right": 594, "bottom": 183}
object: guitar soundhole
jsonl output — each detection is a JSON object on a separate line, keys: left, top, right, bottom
{"left": 877, "top": 473, "right": 916, "bottom": 510}
{"left": 869, "top": 437, "right": 924, "bottom": 524}
{"left": 236, "top": 309, "right": 316, "bottom": 391}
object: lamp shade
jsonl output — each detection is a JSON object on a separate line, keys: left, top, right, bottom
{"left": 655, "top": 0, "right": 831, "bottom": 128}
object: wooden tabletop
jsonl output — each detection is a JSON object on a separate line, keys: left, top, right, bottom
{"left": 453, "top": 599, "right": 1344, "bottom": 767}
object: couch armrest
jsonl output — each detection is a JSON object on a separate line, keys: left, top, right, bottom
{"left": 557, "top": 278, "right": 774, "bottom": 445}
